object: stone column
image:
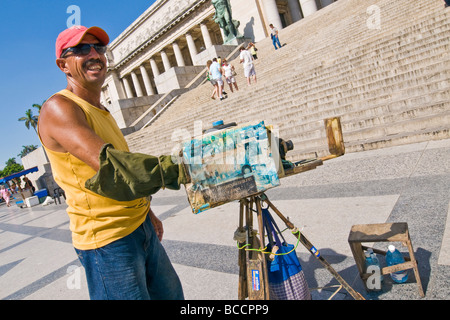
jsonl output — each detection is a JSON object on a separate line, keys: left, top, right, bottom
{"left": 299, "top": 0, "right": 318, "bottom": 17}
{"left": 122, "top": 77, "right": 133, "bottom": 99}
{"left": 264, "top": 0, "right": 283, "bottom": 30}
{"left": 160, "top": 50, "right": 172, "bottom": 72}
{"left": 130, "top": 71, "right": 143, "bottom": 97}
{"left": 287, "top": 0, "right": 303, "bottom": 22}
{"left": 200, "top": 22, "right": 213, "bottom": 48}
{"left": 149, "top": 57, "right": 160, "bottom": 77}
{"left": 172, "top": 41, "right": 186, "bottom": 67}
{"left": 109, "top": 71, "right": 127, "bottom": 100}
{"left": 139, "top": 65, "right": 155, "bottom": 95}
{"left": 185, "top": 32, "right": 198, "bottom": 65}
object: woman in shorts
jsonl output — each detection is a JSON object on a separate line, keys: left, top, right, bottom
{"left": 221, "top": 59, "right": 239, "bottom": 93}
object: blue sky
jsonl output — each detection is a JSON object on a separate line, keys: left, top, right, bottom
{"left": 0, "top": 0, "right": 156, "bottom": 170}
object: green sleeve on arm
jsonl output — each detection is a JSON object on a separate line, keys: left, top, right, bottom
{"left": 85, "top": 144, "right": 188, "bottom": 201}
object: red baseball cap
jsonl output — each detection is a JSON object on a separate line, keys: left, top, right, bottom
{"left": 55, "top": 25, "right": 109, "bottom": 58}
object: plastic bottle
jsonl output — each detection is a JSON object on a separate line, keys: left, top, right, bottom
{"left": 386, "top": 245, "right": 408, "bottom": 283}
{"left": 364, "top": 249, "right": 383, "bottom": 290}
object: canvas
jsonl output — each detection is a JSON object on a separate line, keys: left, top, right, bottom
{"left": 181, "top": 121, "right": 280, "bottom": 213}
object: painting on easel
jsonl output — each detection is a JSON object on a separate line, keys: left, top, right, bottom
{"left": 180, "top": 121, "right": 280, "bottom": 213}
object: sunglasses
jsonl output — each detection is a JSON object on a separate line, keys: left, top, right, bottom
{"left": 61, "top": 43, "right": 107, "bottom": 58}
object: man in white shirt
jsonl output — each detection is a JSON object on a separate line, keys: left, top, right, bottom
{"left": 269, "top": 23, "right": 282, "bottom": 50}
{"left": 239, "top": 46, "right": 257, "bottom": 86}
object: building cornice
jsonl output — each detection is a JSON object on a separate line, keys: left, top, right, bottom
{"left": 109, "top": 0, "right": 169, "bottom": 50}
{"left": 109, "top": 0, "right": 209, "bottom": 70}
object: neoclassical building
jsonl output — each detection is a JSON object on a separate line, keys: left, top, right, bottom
{"left": 101, "top": 0, "right": 335, "bottom": 131}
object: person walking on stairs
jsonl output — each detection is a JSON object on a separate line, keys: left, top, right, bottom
{"left": 269, "top": 23, "right": 282, "bottom": 50}
{"left": 210, "top": 58, "right": 226, "bottom": 100}
{"left": 206, "top": 60, "right": 218, "bottom": 100}
{"left": 221, "top": 59, "right": 239, "bottom": 93}
{"left": 239, "top": 46, "right": 257, "bottom": 86}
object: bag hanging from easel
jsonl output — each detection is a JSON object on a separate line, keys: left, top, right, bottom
{"left": 262, "top": 208, "right": 311, "bottom": 300}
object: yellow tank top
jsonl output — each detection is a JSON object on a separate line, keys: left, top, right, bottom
{"left": 39, "top": 89, "right": 149, "bottom": 250}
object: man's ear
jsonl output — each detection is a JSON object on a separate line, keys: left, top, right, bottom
{"left": 56, "top": 58, "right": 70, "bottom": 75}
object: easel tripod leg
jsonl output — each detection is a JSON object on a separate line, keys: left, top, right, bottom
{"left": 237, "top": 200, "right": 247, "bottom": 300}
{"left": 237, "top": 197, "right": 271, "bottom": 300}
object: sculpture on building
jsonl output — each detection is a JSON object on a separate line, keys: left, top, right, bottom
{"left": 212, "top": 0, "right": 241, "bottom": 43}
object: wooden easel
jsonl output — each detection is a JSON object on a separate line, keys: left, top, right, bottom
{"left": 236, "top": 193, "right": 365, "bottom": 300}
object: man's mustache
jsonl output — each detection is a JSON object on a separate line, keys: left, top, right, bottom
{"left": 83, "top": 59, "right": 105, "bottom": 69}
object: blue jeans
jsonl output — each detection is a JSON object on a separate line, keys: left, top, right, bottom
{"left": 75, "top": 215, "right": 184, "bottom": 300}
{"left": 272, "top": 35, "right": 282, "bottom": 49}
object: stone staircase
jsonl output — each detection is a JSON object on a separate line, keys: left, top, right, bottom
{"left": 125, "top": 0, "right": 450, "bottom": 161}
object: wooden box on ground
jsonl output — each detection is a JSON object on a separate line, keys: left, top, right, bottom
{"left": 348, "top": 222, "right": 424, "bottom": 297}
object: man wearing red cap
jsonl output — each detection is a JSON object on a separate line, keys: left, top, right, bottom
{"left": 38, "top": 26, "right": 185, "bottom": 300}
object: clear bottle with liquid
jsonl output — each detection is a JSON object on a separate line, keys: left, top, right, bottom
{"left": 386, "top": 245, "right": 408, "bottom": 283}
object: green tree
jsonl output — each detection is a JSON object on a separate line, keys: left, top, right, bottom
{"left": 32, "top": 100, "right": 45, "bottom": 115}
{"left": 0, "top": 158, "right": 24, "bottom": 178}
{"left": 6, "top": 158, "right": 18, "bottom": 167}
{"left": 18, "top": 109, "right": 39, "bottom": 133}
{"left": 18, "top": 145, "right": 38, "bottom": 158}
